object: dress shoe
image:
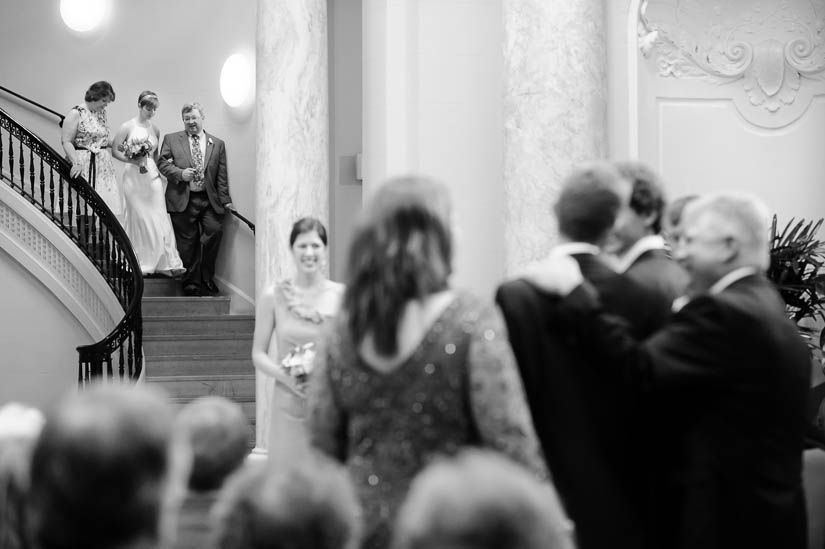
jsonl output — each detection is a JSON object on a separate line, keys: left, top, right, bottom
{"left": 203, "top": 280, "right": 220, "bottom": 294}
{"left": 183, "top": 284, "right": 201, "bottom": 297}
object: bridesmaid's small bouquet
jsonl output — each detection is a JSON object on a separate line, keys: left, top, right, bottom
{"left": 279, "top": 342, "right": 317, "bottom": 394}
{"left": 118, "top": 136, "right": 153, "bottom": 173}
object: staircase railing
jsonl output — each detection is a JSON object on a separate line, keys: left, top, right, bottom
{"left": 0, "top": 104, "right": 143, "bottom": 384}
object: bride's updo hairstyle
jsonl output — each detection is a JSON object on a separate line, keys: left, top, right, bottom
{"left": 138, "top": 90, "right": 159, "bottom": 110}
{"left": 344, "top": 176, "right": 452, "bottom": 356}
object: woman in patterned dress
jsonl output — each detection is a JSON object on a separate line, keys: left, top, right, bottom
{"left": 307, "top": 176, "right": 552, "bottom": 549}
{"left": 251, "top": 217, "right": 345, "bottom": 460}
{"left": 60, "top": 81, "right": 123, "bottom": 223}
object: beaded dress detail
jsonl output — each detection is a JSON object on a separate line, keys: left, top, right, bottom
{"left": 308, "top": 292, "right": 547, "bottom": 549}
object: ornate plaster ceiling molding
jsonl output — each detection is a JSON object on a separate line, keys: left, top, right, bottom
{"left": 638, "top": 0, "right": 825, "bottom": 128}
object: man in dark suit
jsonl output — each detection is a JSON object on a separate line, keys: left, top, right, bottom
{"left": 609, "top": 161, "right": 689, "bottom": 305}
{"left": 496, "top": 162, "right": 672, "bottom": 549}
{"left": 529, "top": 192, "right": 810, "bottom": 549}
{"left": 159, "top": 102, "right": 233, "bottom": 296}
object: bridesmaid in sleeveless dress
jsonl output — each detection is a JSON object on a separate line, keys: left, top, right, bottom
{"left": 60, "top": 80, "right": 123, "bottom": 223}
{"left": 251, "top": 217, "right": 344, "bottom": 459}
{"left": 111, "top": 91, "right": 184, "bottom": 276}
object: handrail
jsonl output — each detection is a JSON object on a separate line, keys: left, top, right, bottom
{"left": 0, "top": 105, "right": 144, "bottom": 383}
{"left": 230, "top": 208, "right": 255, "bottom": 233}
{"left": 0, "top": 85, "right": 65, "bottom": 123}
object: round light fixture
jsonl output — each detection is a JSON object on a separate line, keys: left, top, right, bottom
{"left": 220, "top": 54, "right": 254, "bottom": 108}
{"left": 60, "top": 0, "right": 107, "bottom": 33}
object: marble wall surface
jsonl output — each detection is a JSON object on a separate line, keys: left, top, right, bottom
{"left": 503, "top": 0, "right": 608, "bottom": 274}
{"left": 255, "top": 0, "right": 329, "bottom": 452}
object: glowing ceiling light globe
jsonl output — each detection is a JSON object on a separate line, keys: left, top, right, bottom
{"left": 60, "top": 0, "right": 107, "bottom": 32}
{"left": 220, "top": 54, "right": 253, "bottom": 108}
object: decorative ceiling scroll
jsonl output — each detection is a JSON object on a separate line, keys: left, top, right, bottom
{"left": 638, "top": 0, "right": 825, "bottom": 128}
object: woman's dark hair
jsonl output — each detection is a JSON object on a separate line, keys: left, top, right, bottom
{"left": 137, "top": 90, "right": 159, "bottom": 109}
{"left": 344, "top": 176, "right": 452, "bottom": 356}
{"left": 84, "top": 81, "right": 115, "bottom": 103}
{"left": 289, "top": 217, "right": 328, "bottom": 247}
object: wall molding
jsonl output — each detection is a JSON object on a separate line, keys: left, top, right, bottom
{"left": 0, "top": 182, "right": 123, "bottom": 340}
{"left": 638, "top": 0, "right": 825, "bottom": 128}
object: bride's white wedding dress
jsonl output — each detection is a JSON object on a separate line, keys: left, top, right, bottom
{"left": 121, "top": 124, "right": 185, "bottom": 276}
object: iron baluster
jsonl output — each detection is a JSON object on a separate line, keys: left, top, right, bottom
{"left": 48, "top": 166, "right": 55, "bottom": 218}
{"left": 17, "top": 138, "right": 23, "bottom": 189}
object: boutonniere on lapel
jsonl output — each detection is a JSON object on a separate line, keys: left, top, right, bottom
{"left": 207, "top": 138, "right": 214, "bottom": 145}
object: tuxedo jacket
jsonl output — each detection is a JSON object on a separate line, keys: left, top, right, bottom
{"left": 625, "top": 248, "right": 689, "bottom": 307}
{"left": 158, "top": 130, "right": 232, "bottom": 214}
{"left": 552, "top": 273, "right": 810, "bottom": 549}
{"left": 495, "top": 253, "right": 672, "bottom": 549}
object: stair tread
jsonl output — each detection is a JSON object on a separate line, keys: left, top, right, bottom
{"left": 147, "top": 373, "right": 256, "bottom": 381}
{"left": 143, "top": 314, "right": 255, "bottom": 321}
{"left": 143, "top": 334, "right": 253, "bottom": 341}
{"left": 143, "top": 296, "right": 231, "bottom": 302}
{"left": 146, "top": 354, "right": 253, "bottom": 362}
{"left": 169, "top": 395, "right": 256, "bottom": 403}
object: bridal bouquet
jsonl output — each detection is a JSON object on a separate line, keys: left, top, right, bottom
{"left": 279, "top": 342, "right": 317, "bottom": 394}
{"left": 118, "top": 135, "right": 153, "bottom": 173}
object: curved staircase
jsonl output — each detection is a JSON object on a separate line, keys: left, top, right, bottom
{"left": 142, "top": 277, "right": 257, "bottom": 447}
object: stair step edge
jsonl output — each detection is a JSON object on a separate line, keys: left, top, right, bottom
{"left": 143, "top": 334, "right": 253, "bottom": 341}
{"left": 143, "top": 296, "right": 231, "bottom": 303}
{"left": 147, "top": 374, "right": 257, "bottom": 382}
{"left": 144, "top": 315, "right": 255, "bottom": 321}
{"left": 145, "top": 354, "right": 253, "bottom": 362}
{"left": 168, "top": 395, "right": 256, "bottom": 403}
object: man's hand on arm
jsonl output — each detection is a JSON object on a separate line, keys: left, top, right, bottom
{"left": 523, "top": 253, "right": 584, "bottom": 296}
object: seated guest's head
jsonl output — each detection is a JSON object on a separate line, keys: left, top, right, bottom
{"left": 392, "top": 449, "right": 574, "bottom": 549}
{"left": 0, "top": 402, "right": 45, "bottom": 549}
{"left": 607, "top": 161, "right": 667, "bottom": 255}
{"left": 213, "top": 451, "right": 361, "bottom": 549}
{"left": 662, "top": 194, "right": 699, "bottom": 250}
{"left": 676, "top": 191, "right": 770, "bottom": 294}
{"left": 554, "top": 161, "right": 631, "bottom": 247}
{"left": 174, "top": 396, "right": 249, "bottom": 492}
{"left": 28, "top": 385, "right": 190, "bottom": 549}
{"left": 345, "top": 175, "right": 453, "bottom": 356}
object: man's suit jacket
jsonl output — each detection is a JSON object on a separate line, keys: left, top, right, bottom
{"left": 553, "top": 274, "right": 810, "bottom": 549}
{"left": 495, "top": 253, "right": 672, "bottom": 549}
{"left": 158, "top": 130, "right": 232, "bottom": 214}
{"left": 625, "top": 248, "right": 689, "bottom": 306}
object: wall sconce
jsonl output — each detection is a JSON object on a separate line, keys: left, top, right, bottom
{"left": 220, "top": 53, "right": 255, "bottom": 109}
{"left": 60, "top": 0, "right": 108, "bottom": 33}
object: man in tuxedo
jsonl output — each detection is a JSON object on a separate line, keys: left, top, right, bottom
{"left": 609, "top": 161, "right": 689, "bottom": 305}
{"left": 496, "top": 162, "right": 672, "bottom": 549}
{"left": 159, "top": 102, "right": 234, "bottom": 296}
{"left": 530, "top": 192, "right": 810, "bottom": 549}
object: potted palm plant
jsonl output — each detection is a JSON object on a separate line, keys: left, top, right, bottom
{"left": 767, "top": 216, "right": 825, "bottom": 353}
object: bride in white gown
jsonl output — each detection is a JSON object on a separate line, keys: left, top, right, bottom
{"left": 112, "top": 91, "right": 184, "bottom": 276}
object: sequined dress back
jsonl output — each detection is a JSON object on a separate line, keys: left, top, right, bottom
{"left": 308, "top": 292, "right": 547, "bottom": 549}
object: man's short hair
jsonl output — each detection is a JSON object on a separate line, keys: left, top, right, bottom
{"left": 28, "top": 385, "right": 179, "bottom": 549}
{"left": 393, "top": 449, "right": 573, "bottom": 549}
{"left": 555, "top": 161, "right": 629, "bottom": 244}
{"left": 683, "top": 191, "right": 771, "bottom": 269}
{"left": 181, "top": 102, "right": 204, "bottom": 118}
{"left": 174, "top": 396, "right": 249, "bottom": 492}
{"left": 614, "top": 161, "right": 666, "bottom": 233}
{"left": 214, "top": 452, "right": 361, "bottom": 549}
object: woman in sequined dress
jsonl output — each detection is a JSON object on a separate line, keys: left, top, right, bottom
{"left": 251, "top": 217, "right": 345, "bottom": 460}
{"left": 307, "top": 176, "right": 551, "bottom": 549}
{"left": 61, "top": 81, "right": 123, "bottom": 222}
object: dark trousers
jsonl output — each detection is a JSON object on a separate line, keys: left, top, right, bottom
{"left": 171, "top": 192, "right": 224, "bottom": 288}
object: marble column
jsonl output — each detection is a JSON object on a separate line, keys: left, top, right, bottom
{"left": 254, "top": 0, "right": 329, "bottom": 456}
{"left": 503, "top": 0, "right": 608, "bottom": 274}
